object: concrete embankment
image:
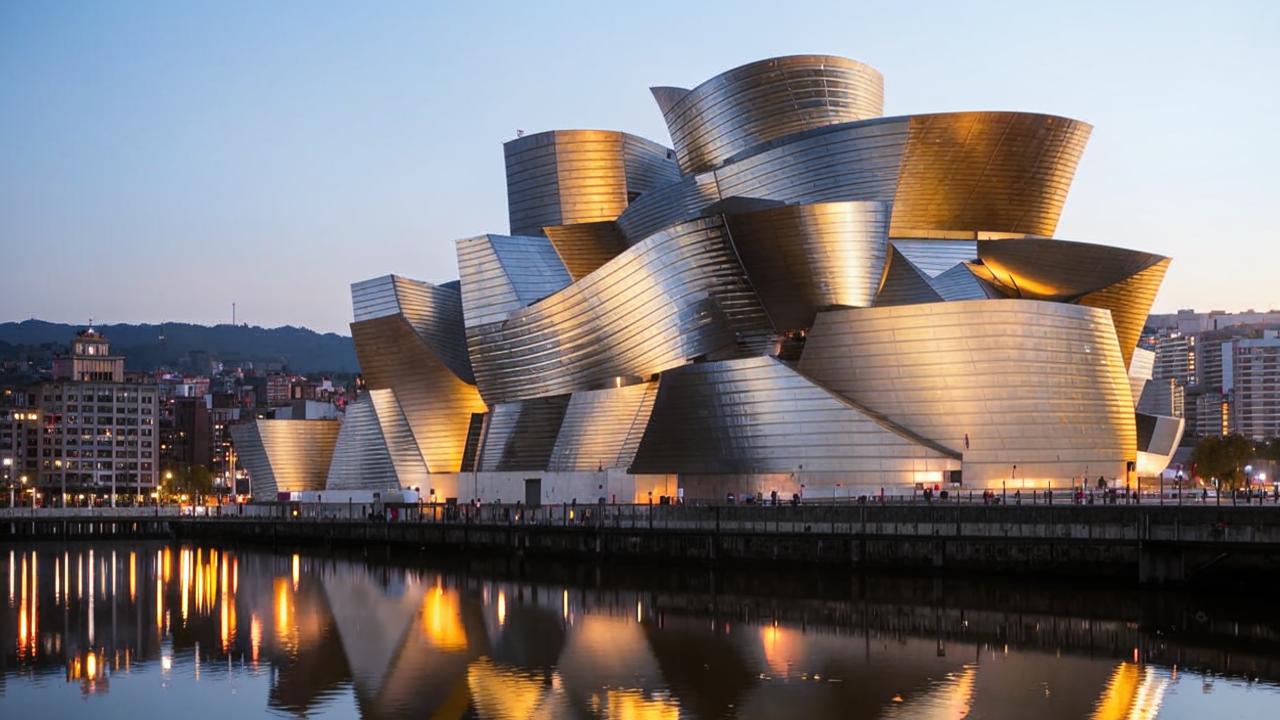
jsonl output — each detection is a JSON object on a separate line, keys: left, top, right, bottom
{"left": 166, "top": 503, "right": 1280, "bottom": 585}
{"left": 6, "top": 503, "right": 1280, "bottom": 585}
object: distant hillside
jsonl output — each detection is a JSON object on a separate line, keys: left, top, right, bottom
{"left": 0, "top": 320, "right": 357, "bottom": 375}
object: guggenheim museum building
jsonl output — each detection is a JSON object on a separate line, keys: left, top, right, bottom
{"left": 232, "top": 54, "right": 1183, "bottom": 503}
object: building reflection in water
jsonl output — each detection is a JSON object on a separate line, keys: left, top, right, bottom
{"left": 2, "top": 544, "right": 1279, "bottom": 718}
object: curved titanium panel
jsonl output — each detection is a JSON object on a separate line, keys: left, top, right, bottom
{"left": 1136, "top": 412, "right": 1185, "bottom": 476}
{"left": 548, "top": 381, "right": 659, "bottom": 472}
{"left": 891, "top": 112, "right": 1092, "bottom": 238}
{"left": 466, "top": 215, "right": 773, "bottom": 405}
{"left": 657, "top": 55, "right": 884, "bottom": 174}
{"left": 928, "top": 263, "right": 1001, "bottom": 301}
{"left": 798, "top": 300, "right": 1137, "bottom": 485}
{"left": 614, "top": 171, "right": 723, "bottom": 242}
{"left": 326, "top": 389, "right": 430, "bottom": 491}
{"left": 351, "top": 275, "right": 475, "bottom": 382}
{"left": 629, "top": 357, "right": 957, "bottom": 478}
{"left": 229, "top": 420, "right": 340, "bottom": 500}
{"left": 542, "top": 221, "right": 628, "bottom": 281}
{"left": 874, "top": 246, "right": 943, "bottom": 307}
{"left": 457, "top": 234, "right": 572, "bottom": 327}
{"left": 1128, "top": 347, "right": 1155, "bottom": 410}
{"left": 1077, "top": 259, "right": 1170, "bottom": 370}
{"left": 503, "top": 130, "right": 681, "bottom": 236}
{"left": 617, "top": 111, "right": 1089, "bottom": 243}
{"left": 351, "top": 306, "right": 487, "bottom": 473}
{"left": 476, "top": 396, "right": 571, "bottom": 472}
{"left": 889, "top": 239, "right": 977, "bottom": 278}
{"left": 976, "top": 238, "right": 1170, "bottom": 366}
{"left": 724, "top": 201, "right": 889, "bottom": 332}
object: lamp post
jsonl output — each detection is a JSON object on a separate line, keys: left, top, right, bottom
{"left": 3, "top": 457, "right": 12, "bottom": 508}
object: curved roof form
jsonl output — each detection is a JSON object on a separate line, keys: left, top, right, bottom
{"left": 630, "top": 356, "right": 958, "bottom": 476}
{"left": 617, "top": 111, "right": 1090, "bottom": 243}
{"left": 229, "top": 420, "right": 340, "bottom": 500}
{"left": 465, "top": 215, "right": 772, "bottom": 405}
{"left": 503, "top": 129, "right": 681, "bottom": 236}
{"left": 724, "top": 200, "right": 889, "bottom": 332}
{"left": 798, "top": 299, "right": 1137, "bottom": 485}
{"left": 974, "top": 237, "right": 1171, "bottom": 366}
{"left": 320, "top": 53, "right": 1168, "bottom": 494}
{"left": 889, "top": 112, "right": 1092, "bottom": 238}
{"left": 655, "top": 55, "right": 885, "bottom": 174}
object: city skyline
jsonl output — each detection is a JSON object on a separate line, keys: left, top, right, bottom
{"left": 2, "top": 1, "right": 1278, "bottom": 334}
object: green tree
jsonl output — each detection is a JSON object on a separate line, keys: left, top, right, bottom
{"left": 1190, "top": 434, "right": 1255, "bottom": 490}
{"left": 162, "top": 465, "right": 215, "bottom": 498}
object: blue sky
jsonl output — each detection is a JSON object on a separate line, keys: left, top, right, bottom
{"left": 2, "top": 0, "right": 1276, "bottom": 334}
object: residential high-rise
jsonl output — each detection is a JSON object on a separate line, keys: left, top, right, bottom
{"left": 2, "top": 329, "right": 162, "bottom": 504}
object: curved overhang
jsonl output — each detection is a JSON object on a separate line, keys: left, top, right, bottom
{"left": 798, "top": 299, "right": 1137, "bottom": 485}
{"left": 974, "top": 237, "right": 1171, "bottom": 367}
{"left": 503, "top": 129, "right": 681, "bottom": 236}
{"left": 724, "top": 200, "right": 890, "bottom": 332}
{"left": 616, "top": 111, "right": 1090, "bottom": 243}
{"left": 889, "top": 112, "right": 1092, "bottom": 238}
{"left": 466, "top": 215, "right": 773, "bottom": 406}
{"left": 656, "top": 55, "right": 885, "bottom": 174}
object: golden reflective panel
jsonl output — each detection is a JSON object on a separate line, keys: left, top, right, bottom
{"left": 3, "top": 546, "right": 1278, "bottom": 717}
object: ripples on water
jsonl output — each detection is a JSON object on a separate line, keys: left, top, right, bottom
{"left": 2, "top": 542, "right": 1278, "bottom": 719}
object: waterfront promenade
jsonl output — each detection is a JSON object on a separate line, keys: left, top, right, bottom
{"left": 4, "top": 500, "right": 1280, "bottom": 584}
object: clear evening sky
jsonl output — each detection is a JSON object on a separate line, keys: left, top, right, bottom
{"left": 2, "top": 1, "right": 1276, "bottom": 335}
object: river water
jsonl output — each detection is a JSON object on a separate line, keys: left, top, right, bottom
{"left": 1, "top": 541, "right": 1278, "bottom": 719}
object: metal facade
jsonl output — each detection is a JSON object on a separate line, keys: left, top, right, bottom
{"left": 326, "top": 389, "right": 429, "bottom": 491}
{"left": 503, "top": 129, "right": 681, "bottom": 237}
{"left": 229, "top": 420, "right": 340, "bottom": 500}
{"left": 315, "top": 53, "right": 1175, "bottom": 496}
{"left": 724, "top": 201, "right": 889, "bottom": 332}
{"left": 464, "top": 215, "right": 772, "bottom": 406}
{"left": 799, "top": 300, "right": 1138, "bottom": 485}
{"left": 655, "top": 55, "right": 885, "bottom": 174}
{"left": 630, "top": 357, "right": 958, "bottom": 479}
{"left": 349, "top": 276, "right": 487, "bottom": 473}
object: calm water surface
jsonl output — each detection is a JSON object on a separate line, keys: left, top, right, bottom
{"left": 2, "top": 541, "right": 1278, "bottom": 719}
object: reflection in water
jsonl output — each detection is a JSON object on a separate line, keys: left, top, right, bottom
{"left": 2, "top": 543, "right": 1279, "bottom": 719}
